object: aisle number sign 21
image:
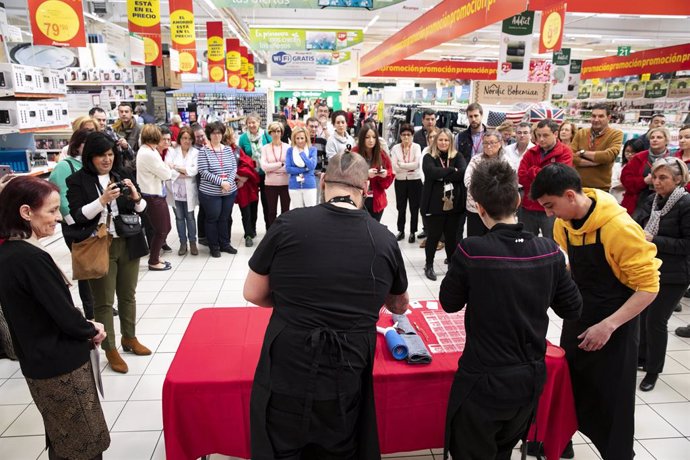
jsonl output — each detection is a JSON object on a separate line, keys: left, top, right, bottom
{"left": 28, "top": 0, "right": 86, "bottom": 47}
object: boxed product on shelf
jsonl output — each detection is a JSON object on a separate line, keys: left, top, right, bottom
{"left": 0, "top": 100, "right": 69, "bottom": 129}
{"left": 40, "top": 69, "right": 67, "bottom": 93}
{"left": 132, "top": 66, "right": 145, "bottom": 84}
{"left": 0, "top": 149, "right": 32, "bottom": 173}
{"left": 0, "top": 63, "right": 45, "bottom": 94}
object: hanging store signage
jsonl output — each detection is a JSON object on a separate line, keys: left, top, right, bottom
{"left": 169, "top": 0, "right": 197, "bottom": 73}
{"left": 226, "top": 38, "right": 241, "bottom": 89}
{"left": 472, "top": 81, "right": 550, "bottom": 105}
{"left": 624, "top": 81, "right": 644, "bottom": 99}
{"left": 316, "top": 51, "right": 351, "bottom": 65}
{"left": 569, "top": 59, "right": 582, "bottom": 74}
{"left": 644, "top": 80, "right": 669, "bottom": 99}
{"left": 498, "top": 10, "right": 534, "bottom": 82}
{"left": 581, "top": 43, "right": 690, "bottom": 80}
{"left": 669, "top": 78, "right": 690, "bottom": 98}
{"left": 247, "top": 53, "right": 255, "bottom": 92}
{"left": 528, "top": 0, "right": 690, "bottom": 16}
{"left": 576, "top": 83, "right": 591, "bottom": 99}
{"left": 127, "top": 0, "right": 162, "bottom": 66}
{"left": 239, "top": 46, "right": 248, "bottom": 89}
{"left": 591, "top": 83, "right": 607, "bottom": 99}
{"left": 250, "top": 28, "right": 363, "bottom": 51}
{"left": 269, "top": 51, "right": 317, "bottom": 78}
{"left": 538, "top": 1, "right": 565, "bottom": 53}
{"left": 360, "top": 0, "right": 525, "bottom": 76}
{"left": 28, "top": 0, "right": 86, "bottom": 48}
{"left": 606, "top": 82, "right": 625, "bottom": 99}
{"left": 206, "top": 21, "right": 225, "bottom": 82}
{"left": 364, "top": 60, "right": 497, "bottom": 80}
{"left": 130, "top": 32, "right": 145, "bottom": 65}
{"left": 617, "top": 46, "right": 631, "bottom": 57}
{"left": 211, "top": 0, "right": 405, "bottom": 9}
{"left": 551, "top": 48, "right": 570, "bottom": 95}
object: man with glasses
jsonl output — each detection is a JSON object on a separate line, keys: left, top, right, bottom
{"left": 571, "top": 104, "right": 623, "bottom": 191}
{"left": 413, "top": 108, "right": 437, "bottom": 149}
{"left": 504, "top": 122, "right": 534, "bottom": 173}
{"left": 518, "top": 119, "right": 573, "bottom": 239}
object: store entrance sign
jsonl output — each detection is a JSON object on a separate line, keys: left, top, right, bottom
{"left": 127, "top": 0, "right": 162, "bottom": 66}
{"left": 617, "top": 46, "right": 631, "bottom": 57}
{"left": 472, "top": 81, "right": 551, "bottom": 105}
{"left": 28, "top": 0, "right": 86, "bottom": 48}
{"left": 211, "top": 0, "right": 404, "bottom": 9}
{"left": 250, "top": 28, "right": 362, "bottom": 51}
{"left": 581, "top": 43, "right": 690, "bottom": 79}
{"left": 360, "top": 0, "right": 525, "bottom": 76}
{"left": 363, "top": 60, "right": 497, "bottom": 80}
{"left": 269, "top": 51, "right": 316, "bottom": 77}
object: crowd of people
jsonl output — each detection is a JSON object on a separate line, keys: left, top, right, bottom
{"left": 0, "top": 98, "right": 689, "bottom": 460}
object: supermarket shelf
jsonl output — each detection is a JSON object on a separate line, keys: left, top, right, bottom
{"left": 16, "top": 166, "right": 55, "bottom": 177}
{"left": 0, "top": 125, "right": 70, "bottom": 135}
{"left": 66, "top": 82, "right": 146, "bottom": 87}
{"left": 0, "top": 92, "right": 66, "bottom": 99}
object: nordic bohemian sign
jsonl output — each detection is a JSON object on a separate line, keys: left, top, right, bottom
{"left": 472, "top": 81, "right": 551, "bottom": 104}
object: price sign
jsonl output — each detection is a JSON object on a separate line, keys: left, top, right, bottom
{"left": 29, "top": 0, "right": 86, "bottom": 47}
{"left": 501, "top": 62, "right": 512, "bottom": 73}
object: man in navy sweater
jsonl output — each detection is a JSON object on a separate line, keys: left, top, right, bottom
{"left": 439, "top": 159, "right": 582, "bottom": 459}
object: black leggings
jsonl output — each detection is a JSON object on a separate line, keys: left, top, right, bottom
{"left": 364, "top": 197, "right": 383, "bottom": 222}
{"left": 394, "top": 179, "right": 422, "bottom": 233}
{"left": 639, "top": 283, "right": 687, "bottom": 374}
{"left": 424, "top": 213, "right": 462, "bottom": 266}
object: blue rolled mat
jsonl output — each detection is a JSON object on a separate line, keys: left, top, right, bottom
{"left": 385, "top": 329, "right": 408, "bottom": 360}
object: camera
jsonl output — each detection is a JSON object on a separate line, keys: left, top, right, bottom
{"left": 114, "top": 181, "right": 131, "bottom": 197}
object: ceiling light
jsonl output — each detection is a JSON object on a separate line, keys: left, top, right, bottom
{"left": 570, "top": 48, "right": 594, "bottom": 52}
{"left": 566, "top": 33, "right": 603, "bottom": 38}
{"left": 639, "top": 14, "right": 689, "bottom": 19}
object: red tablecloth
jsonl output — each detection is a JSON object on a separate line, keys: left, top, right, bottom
{"left": 163, "top": 306, "right": 577, "bottom": 460}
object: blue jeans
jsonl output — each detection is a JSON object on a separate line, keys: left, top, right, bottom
{"left": 199, "top": 191, "right": 236, "bottom": 249}
{"left": 173, "top": 200, "right": 197, "bottom": 244}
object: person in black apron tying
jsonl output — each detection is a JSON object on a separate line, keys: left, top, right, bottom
{"left": 244, "top": 151, "right": 409, "bottom": 460}
{"left": 439, "top": 160, "right": 582, "bottom": 460}
{"left": 531, "top": 164, "right": 660, "bottom": 459}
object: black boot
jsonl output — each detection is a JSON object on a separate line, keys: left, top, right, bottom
{"left": 639, "top": 372, "right": 658, "bottom": 392}
{"left": 396, "top": 231, "right": 405, "bottom": 241}
{"left": 424, "top": 264, "right": 437, "bottom": 281}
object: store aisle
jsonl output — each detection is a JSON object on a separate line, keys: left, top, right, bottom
{"left": 0, "top": 193, "right": 689, "bottom": 460}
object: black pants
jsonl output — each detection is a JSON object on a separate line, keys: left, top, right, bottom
{"left": 62, "top": 223, "right": 95, "bottom": 320}
{"left": 197, "top": 204, "right": 206, "bottom": 239}
{"left": 265, "top": 392, "right": 361, "bottom": 460}
{"left": 250, "top": 174, "right": 270, "bottom": 233}
{"left": 639, "top": 283, "right": 687, "bottom": 374}
{"left": 394, "top": 179, "right": 422, "bottom": 233}
{"left": 424, "top": 213, "right": 461, "bottom": 266}
{"left": 449, "top": 397, "right": 535, "bottom": 460}
{"left": 466, "top": 211, "right": 489, "bottom": 237}
{"left": 520, "top": 208, "right": 556, "bottom": 239}
{"left": 364, "top": 197, "right": 383, "bottom": 222}
{"left": 229, "top": 202, "right": 257, "bottom": 240}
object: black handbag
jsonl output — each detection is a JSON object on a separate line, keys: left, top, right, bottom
{"left": 113, "top": 213, "right": 142, "bottom": 237}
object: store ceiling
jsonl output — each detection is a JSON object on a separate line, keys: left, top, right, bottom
{"left": 4, "top": 0, "right": 690, "bottom": 76}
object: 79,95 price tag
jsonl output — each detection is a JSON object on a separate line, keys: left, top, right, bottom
{"left": 29, "top": 0, "right": 86, "bottom": 47}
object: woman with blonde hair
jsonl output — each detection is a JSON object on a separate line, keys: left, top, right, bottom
{"left": 239, "top": 113, "right": 271, "bottom": 234}
{"left": 58, "top": 116, "right": 99, "bottom": 160}
{"left": 261, "top": 121, "right": 290, "bottom": 227}
{"left": 285, "top": 126, "right": 318, "bottom": 208}
{"left": 170, "top": 114, "right": 183, "bottom": 146}
{"left": 420, "top": 128, "right": 467, "bottom": 280}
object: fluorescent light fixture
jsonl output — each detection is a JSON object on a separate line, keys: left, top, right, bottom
{"left": 566, "top": 33, "right": 603, "bottom": 38}
{"left": 363, "top": 15, "right": 380, "bottom": 34}
{"left": 84, "top": 12, "right": 129, "bottom": 33}
{"left": 639, "top": 14, "right": 689, "bottom": 19}
{"left": 442, "top": 43, "right": 468, "bottom": 47}
{"left": 249, "top": 24, "right": 364, "bottom": 30}
{"left": 570, "top": 48, "right": 594, "bottom": 52}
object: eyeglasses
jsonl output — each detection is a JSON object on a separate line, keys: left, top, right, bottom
{"left": 483, "top": 141, "right": 500, "bottom": 146}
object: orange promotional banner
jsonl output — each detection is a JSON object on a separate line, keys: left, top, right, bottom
{"left": 28, "top": 0, "right": 86, "bottom": 47}
{"left": 127, "top": 0, "right": 162, "bottom": 66}
{"left": 207, "top": 21, "right": 225, "bottom": 83}
{"left": 359, "top": 0, "right": 526, "bottom": 76}
{"left": 169, "top": 0, "right": 197, "bottom": 73}
{"left": 225, "top": 38, "right": 241, "bottom": 89}
{"left": 538, "top": 1, "right": 566, "bottom": 53}
{"left": 247, "top": 53, "right": 255, "bottom": 92}
{"left": 364, "top": 60, "right": 497, "bottom": 80}
{"left": 581, "top": 43, "right": 690, "bottom": 80}
{"left": 239, "top": 46, "right": 248, "bottom": 90}
{"left": 528, "top": 0, "right": 690, "bottom": 15}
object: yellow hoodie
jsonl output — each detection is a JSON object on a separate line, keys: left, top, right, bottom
{"left": 553, "top": 188, "right": 661, "bottom": 294}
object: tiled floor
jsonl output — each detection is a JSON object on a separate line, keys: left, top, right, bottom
{"left": 1, "top": 197, "right": 690, "bottom": 460}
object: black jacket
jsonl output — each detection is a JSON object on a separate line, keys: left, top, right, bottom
{"left": 635, "top": 192, "right": 690, "bottom": 285}
{"left": 0, "top": 241, "right": 97, "bottom": 379}
{"left": 455, "top": 125, "right": 487, "bottom": 164}
{"left": 421, "top": 153, "right": 466, "bottom": 216}
{"left": 66, "top": 168, "right": 149, "bottom": 261}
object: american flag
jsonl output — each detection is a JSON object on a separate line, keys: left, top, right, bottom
{"left": 528, "top": 107, "right": 565, "bottom": 124}
{"left": 487, "top": 110, "right": 527, "bottom": 127}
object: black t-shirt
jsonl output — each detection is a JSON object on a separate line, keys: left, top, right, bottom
{"left": 572, "top": 198, "right": 597, "bottom": 230}
{"left": 249, "top": 203, "right": 408, "bottom": 398}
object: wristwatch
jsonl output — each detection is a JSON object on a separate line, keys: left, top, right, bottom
{"left": 578, "top": 149, "right": 586, "bottom": 158}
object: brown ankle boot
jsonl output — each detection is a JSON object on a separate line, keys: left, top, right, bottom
{"left": 105, "top": 349, "right": 128, "bottom": 374}
{"left": 190, "top": 241, "right": 199, "bottom": 255}
{"left": 178, "top": 244, "right": 187, "bottom": 256}
{"left": 121, "top": 337, "right": 152, "bottom": 355}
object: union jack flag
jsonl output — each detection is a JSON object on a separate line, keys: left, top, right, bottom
{"left": 528, "top": 107, "right": 565, "bottom": 124}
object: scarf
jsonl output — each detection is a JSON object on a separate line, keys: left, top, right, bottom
{"left": 647, "top": 149, "right": 668, "bottom": 165}
{"left": 112, "top": 118, "right": 136, "bottom": 134}
{"left": 247, "top": 129, "right": 265, "bottom": 171}
{"left": 644, "top": 186, "right": 687, "bottom": 237}
{"left": 588, "top": 127, "right": 607, "bottom": 150}
{"left": 333, "top": 132, "right": 352, "bottom": 151}
{"left": 292, "top": 147, "right": 306, "bottom": 168}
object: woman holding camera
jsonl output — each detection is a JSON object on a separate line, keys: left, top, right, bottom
{"left": 67, "top": 132, "right": 151, "bottom": 374}
{"left": 0, "top": 176, "right": 110, "bottom": 460}
{"left": 351, "top": 124, "right": 394, "bottom": 221}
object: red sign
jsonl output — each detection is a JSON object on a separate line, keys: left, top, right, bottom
{"left": 207, "top": 21, "right": 225, "bottom": 83}
{"left": 539, "top": 1, "right": 566, "bottom": 53}
{"left": 359, "top": 0, "right": 525, "bottom": 76}
{"left": 169, "top": 0, "right": 197, "bottom": 73}
{"left": 226, "top": 38, "right": 241, "bottom": 89}
{"left": 581, "top": 43, "right": 690, "bottom": 80}
{"left": 364, "top": 60, "right": 497, "bottom": 80}
{"left": 247, "top": 53, "right": 255, "bottom": 92}
{"left": 28, "top": 0, "right": 86, "bottom": 48}
{"left": 529, "top": 0, "right": 690, "bottom": 15}
{"left": 127, "top": 0, "right": 163, "bottom": 66}
{"left": 239, "top": 46, "right": 248, "bottom": 90}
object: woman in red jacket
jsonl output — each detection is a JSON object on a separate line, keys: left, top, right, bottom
{"left": 352, "top": 125, "right": 394, "bottom": 221}
{"left": 225, "top": 128, "right": 260, "bottom": 247}
{"left": 676, "top": 124, "right": 690, "bottom": 193}
{"left": 621, "top": 127, "right": 671, "bottom": 215}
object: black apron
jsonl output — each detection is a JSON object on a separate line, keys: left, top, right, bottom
{"left": 562, "top": 229, "right": 637, "bottom": 460}
{"left": 250, "top": 310, "right": 380, "bottom": 460}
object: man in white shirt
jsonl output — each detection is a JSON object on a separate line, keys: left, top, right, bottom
{"left": 504, "top": 122, "right": 534, "bottom": 173}
{"left": 315, "top": 102, "right": 334, "bottom": 139}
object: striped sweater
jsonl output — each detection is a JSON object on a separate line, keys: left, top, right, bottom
{"left": 197, "top": 144, "right": 238, "bottom": 196}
